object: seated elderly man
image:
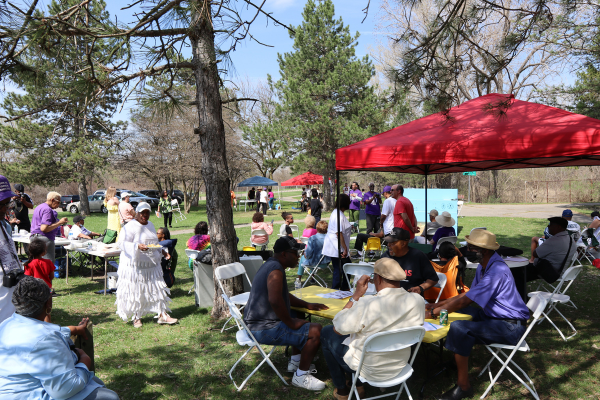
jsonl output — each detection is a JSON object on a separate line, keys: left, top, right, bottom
{"left": 562, "top": 209, "right": 582, "bottom": 243}
{"left": 70, "top": 215, "right": 101, "bottom": 240}
{"left": 243, "top": 236, "right": 329, "bottom": 391}
{"left": 321, "top": 258, "right": 424, "bottom": 400}
{"left": 382, "top": 227, "right": 439, "bottom": 294}
{"left": 426, "top": 229, "right": 529, "bottom": 400}
{"left": 512, "top": 217, "right": 576, "bottom": 299}
{"left": 421, "top": 209, "right": 442, "bottom": 241}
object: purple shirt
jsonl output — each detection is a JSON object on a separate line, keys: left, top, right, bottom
{"left": 431, "top": 226, "right": 456, "bottom": 248}
{"left": 31, "top": 203, "right": 59, "bottom": 241}
{"left": 466, "top": 252, "right": 529, "bottom": 320}
{"left": 349, "top": 189, "right": 362, "bottom": 211}
{"left": 363, "top": 191, "right": 381, "bottom": 215}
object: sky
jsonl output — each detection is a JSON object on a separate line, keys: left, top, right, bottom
{"left": 103, "top": 0, "right": 385, "bottom": 120}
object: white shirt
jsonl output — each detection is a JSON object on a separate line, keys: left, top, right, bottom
{"left": 381, "top": 197, "right": 397, "bottom": 235}
{"left": 69, "top": 224, "right": 90, "bottom": 238}
{"left": 566, "top": 220, "right": 581, "bottom": 243}
{"left": 343, "top": 186, "right": 349, "bottom": 195}
{"left": 322, "top": 209, "right": 352, "bottom": 257}
{"left": 260, "top": 190, "right": 268, "bottom": 203}
{"left": 333, "top": 287, "right": 425, "bottom": 381}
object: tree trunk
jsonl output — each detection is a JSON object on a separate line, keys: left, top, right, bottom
{"left": 323, "top": 161, "right": 336, "bottom": 211}
{"left": 491, "top": 170, "right": 499, "bottom": 199}
{"left": 190, "top": 3, "right": 241, "bottom": 319}
{"left": 78, "top": 180, "right": 90, "bottom": 215}
{"left": 191, "top": 178, "right": 200, "bottom": 207}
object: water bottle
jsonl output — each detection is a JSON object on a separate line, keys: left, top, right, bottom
{"left": 68, "top": 231, "right": 73, "bottom": 241}
{"left": 14, "top": 225, "right": 18, "bottom": 234}
{"left": 294, "top": 277, "right": 302, "bottom": 299}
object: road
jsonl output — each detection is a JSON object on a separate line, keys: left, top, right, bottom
{"left": 460, "top": 202, "right": 600, "bottom": 224}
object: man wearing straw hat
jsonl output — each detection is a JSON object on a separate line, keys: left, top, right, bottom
{"left": 426, "top": 229, "right": 529, "bottom": 400}
{"left": 429, "top": 211, "right": 456, "bottom": 248}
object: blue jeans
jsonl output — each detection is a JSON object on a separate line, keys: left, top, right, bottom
{"left": 251, "top": 320, "right": 310, "bottom": 350}
{"left": 331, "top": 257, "right": 351, "bottom": 291}
{"left": 269, "top": 198, "right": 274, "bottom": 208}
{"left": 445, "top": 307, "right": 527, "bottom": 357}
{"left": 314, "top": 216, "right": 321, "bottom": 224}
{"left": 321, "top": 325, "right": 362, "bottom": 390}
{"left": 84, "top": 377, "right": 120, "bottom": 400}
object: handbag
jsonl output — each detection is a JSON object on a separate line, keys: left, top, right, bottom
{"left": 102, "top": 229, "right": 118, "bottom": 244}
{"left": 534, "top": 236, "right": 573, "bottom": 283}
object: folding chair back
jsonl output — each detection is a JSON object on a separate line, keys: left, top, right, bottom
{"left": 348, "top": 326, "right": 426, "bottom": 399}
{"left": 222, "top": 292, "right": 244, "bottom": 321}
{"left": 528, "top": 292, "right": 549, "bottom": 320}
{"left": 364, "top": 237, "right": 381, "bottom": 251}
{"left": 471, "top": 227, "right": 487, "bottom": 233}
{"left": 426, "top": 227, "right": 438, "bottom": 239}
{"left": 553, "top": 265, "right": 582, "bottom": 302}
{"left": 215, "top": 262, "right": 249, "bottom": 282}
{"left": 343, "top": 263, "right": 374, "bottom": 290}
{"left": 434, "top": 272, "right": 447, "bottom": 303}
{"left": 300, "top": 236, "right": 310, "bottom": 244}
{"left": 436, "top": 236, "right": 457, "bottom": 250}
{"left": 289, "top": 224, "right": 299, "bottom": 239}
{"left": 250, "top": 229, "right": 269, "bottom": 249}
{"left": 302, "top": 254, "right": 330, "bottom": 288}
{"left": 171, "top": 199, "right": 180, "bottom": 210}
{"left": 185, "top": 249, "right": 200, "bottom": 260}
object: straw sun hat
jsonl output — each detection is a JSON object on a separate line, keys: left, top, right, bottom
{"left": 435, "top": 211, "right": 456, "bottom": 227}
{"left": 465, "top": 229, "right": 500, "bottom": 250}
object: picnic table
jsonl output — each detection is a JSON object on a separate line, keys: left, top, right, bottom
{"left": 12, "top": 233, "right": 70, "bottom": 246}
{"left": 290, "top": 286, "right": 472, "bottom": 343}
{"left": 239, "top": 198, "right": 257, "bottom": 212}
{"left": 64, "top": 242, "right": 121, "bottom": 295}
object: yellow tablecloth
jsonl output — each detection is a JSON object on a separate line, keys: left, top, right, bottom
{"left": 290, "top": 286, "right": 472, "bottom": 344}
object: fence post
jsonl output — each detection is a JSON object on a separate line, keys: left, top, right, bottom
{"left": 524, "top": 181, "right": 527, "bottom": 203}
{"left": 547, "top": 181, "right": 549, "bottom": 203}
{"left": 569, "top": 180, "right": 571, "bottom": 203}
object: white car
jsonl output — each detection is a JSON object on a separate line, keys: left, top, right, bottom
{"left": 68, "top": 195, "right": 108, "bottom": 214}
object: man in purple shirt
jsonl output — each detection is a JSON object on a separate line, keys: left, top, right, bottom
{"left": 362, "top": 182, "right": 381, "bottom": 234}
{"left": 30, "top": 192, "right": 69, "bottom": 264}
{"left": 348, "top": 182, "right": 362, "bottom": 225}
{"left": 426, "top": 229, "right": 529, "bottom": 400}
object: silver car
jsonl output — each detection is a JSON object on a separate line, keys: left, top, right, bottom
{"left": 68, "top": 195, "right": 108, "bottom": 214}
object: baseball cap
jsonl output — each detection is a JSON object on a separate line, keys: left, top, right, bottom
{"left": 562, "top": 209, "right": 573, "bottom": 217}
{"left": 429, "top": 209, "right": 439, "bottom": 217}
{"left": 273, "top": 236, "right": 306, "bottom": 253}
{"left": 136, "top": 202, "right": 151, "bottom": 213}
{"left": 384, "top": 227, "right": 411, "bottom": 243}
{"left": 374, "top": 258, "right": 406, "bottom": 281}
{"left": 383, "top": 185, "right": 392, "bottom": 193}
{"left": 0, "top": 175, "right": 17, "bottom": 202}
{"left": 548, "top": 216, "right": 568, "bottom": 229}
{"left": 121, "top": 192, "right": 131, "bottom": 198}
{"left": 14, "top": 184, "right": 24, "bottom": 192}
{"left": 73, "top": 215, "right": 85, "bottom": 223}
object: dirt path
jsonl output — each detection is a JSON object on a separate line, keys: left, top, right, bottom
{"left": 461, "top": 202, "right": 600, "bottom": 224}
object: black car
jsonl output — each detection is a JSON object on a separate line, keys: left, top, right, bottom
{"left": 60, "top": 195, "right": 80, "bottom": 211}
{"left": 139, "top": 189, "right": 184, "bottom": 204}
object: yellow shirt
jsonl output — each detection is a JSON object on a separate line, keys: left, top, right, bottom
{"left": 333, "top": 287, "right": 425, "bottom": 381}
{"left": 105, "top": 202, "right": 121, "bottom": 233}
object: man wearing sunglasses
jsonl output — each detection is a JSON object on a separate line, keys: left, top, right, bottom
{"left": 426, "top": 229, "right": 529, "bottom": 400}
{"left": 244, "top": 236, "right": 330, "bottom": 391}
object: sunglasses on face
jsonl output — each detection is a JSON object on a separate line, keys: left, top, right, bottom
{"left": 285, "top": 249, "right": 301, "bottom": 257}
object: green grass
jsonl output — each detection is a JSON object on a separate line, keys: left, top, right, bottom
{"left": 48, "top": 216, "right": 600, "bottom": 400}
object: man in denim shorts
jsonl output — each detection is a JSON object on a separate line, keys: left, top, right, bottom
{"left": 244, "top": 236, "right": 330, "bottom": 390}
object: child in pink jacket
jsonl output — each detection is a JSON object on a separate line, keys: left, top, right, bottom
{"left": 250, "top": 212, "right": 274, "bottom": 245}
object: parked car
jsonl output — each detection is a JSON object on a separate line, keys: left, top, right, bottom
{"left": 68, "top": 195, "right": 108, "bottom": 214}
{"left": 60, "top": 195, "right": 80, "bottom": 212}
{"left": 93, "top": 188, "right": 127, "bottom": 197}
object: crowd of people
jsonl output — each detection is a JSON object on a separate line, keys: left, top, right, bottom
{"left": 0, "top": 172, "right": 592, "bottom": 399}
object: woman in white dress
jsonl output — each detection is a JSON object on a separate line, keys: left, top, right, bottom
{"left": 116, "top": 203, "right": 177, "bottom": 328}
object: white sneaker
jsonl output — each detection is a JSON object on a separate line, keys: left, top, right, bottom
{"left": 287, "top": 359, "right": 316, "bottom": 372}
{"left": 292, "top": 372, "right": 326, "bottom": 391}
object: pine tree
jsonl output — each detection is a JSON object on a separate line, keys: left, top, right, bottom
{"left": 0, "top": 0, "right": 126, "bottom": 215}
{"left": 271, "top": 0, "right": 385, "bottom": 208}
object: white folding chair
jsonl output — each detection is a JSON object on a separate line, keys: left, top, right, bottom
{"left": 348, "top": 326, "right": 426, "bottom": 400}
{"left": 221, "top": 294, "right": 288, "bottom": 391}
{"left": 250, "top": 228, "right": 269, "bottom": 251}
{"left": 456, "top": 200, "right": 464, "bottom": 217}
{"left": 343, "top": 263, "right": 374, "bottom": 292}
{"left": 435, "top": 236, "right": 457, "bottom": 251}
{"left": 289, "top": 224, "right": 299, "bottom": 239}
{"left": 433, "top": 272, "right": 447, "bottom": 303}
{"left": 215, "top": 263, "right": 252, "bottom": 332}
{"left": 185, "top": 249, "right": 200, "bottom": 294}
{"left": 478, "top": 294, "right": 549, "bottom": 400}
{"left": 300, "top": 236, "right": 310, "bottom": 244}
{"left": 302, "top": 254, "right": 331, "bottom": 288}
{"left": 171, "top": 199, "right": 187, "bottom": 223}
{"left": 426, "top": 227, "right": 438, "bottom": 240}
{"left": 528, "top": 265, "right": 583, "bottom": 341}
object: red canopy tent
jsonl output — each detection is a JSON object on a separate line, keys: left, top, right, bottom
{"left": 281, "top": 171, "right": 324, "bottom": 186}
{"left": 334, "top": 93, "right": 600, "bottom": 231}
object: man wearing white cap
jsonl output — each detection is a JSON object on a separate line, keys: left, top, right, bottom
{"left": 321, "top": 258, "right": 425, "bottom": 400}
{"left": 426, "top": 229, "right": 529, "bottom": 400}
{"left": 118, "top": 192, "right": 135, "bottom": 226}
{"left": 116, "top": 202, "right": 177, "bottom": 328}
